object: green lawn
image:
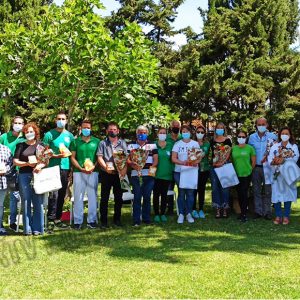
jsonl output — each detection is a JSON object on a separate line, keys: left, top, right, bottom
{"left": 1, "top": 194, "right": 300, "bottom": 299}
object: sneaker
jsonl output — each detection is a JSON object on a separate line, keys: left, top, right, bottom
{"left": 198, "top": 210, "right": 205, "bottom": 219}
{"left": 240, "top": 215, "right": 248, "bottom": 223}
{"left": 154, "top": 215, "right": 161, "bottom": 223}
{"left": 73, "top": 224, "right": 82, "bottom": 230}
{"left": 186, "top": 213, "right": 195, "bottom": 223}
{"left": 177, "top": 214, "right": 184, "bottom": 224}
{"left": 0, "top": 228, "right": 7, "bottom": 236}
{"left": 160, "top": 215, "right": 167, "bottom": 222}
{"left": 54, "top": 220, "right": 69, "bottom": 229}
{"left": 87, "top": 222, "right": 97, "bottom": 229}
{"left": 9, "top": 223, "right": 17, "bottom": 232}
{"left": 47, "top": 221, "right": 55, "bottom": 233}
{"left": 192, "top": 210, "right": 199, "bottom": 219}
{"left": 33, "top": 231, "right": 41, "bottom": 236}
{"left": 282, "top": 217, "right": 290, "bottom": 225}
{"left": 273, "top": 217, "right": 282, "bottom": 225}
{"left": 132, "top": 223, "right": 140, "bottom": 227}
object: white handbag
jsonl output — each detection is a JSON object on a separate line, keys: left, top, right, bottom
{"left": 33, "top": 166, "right": 62, "bottom": 194}
{"left": 279, "top": 160, "right": 300, "bottom": 186}
{"left": 214, "top": 163, "right": 239, "bottom": 188}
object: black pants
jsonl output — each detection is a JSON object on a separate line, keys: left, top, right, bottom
{"left": 100, "top": 171, "right": 123, "bottom": 225}
{"left": 193, "top": 171, "right": 210, "bottom": 211}
{"left": 166, "top": 172, "right": 177, "bottom": 212}
{"left": 153, "top": 179, "right": 170, "bottom": 215}
{"left": 237, "top": 176, "right": 251, "bottom": 216}
{"left": 47, "top": 169, "right": 70, "bottom": 221}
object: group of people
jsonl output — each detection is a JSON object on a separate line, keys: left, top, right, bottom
{"left": 0, "top": 112, "right": 299, "bottom": 236}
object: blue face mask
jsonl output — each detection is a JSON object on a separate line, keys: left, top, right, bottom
{"left": 215, "top": 129, "right": 224, "bottom": 136}
{"left": 257, "top": 126, "right": 267, "bottom": 133}
{"left": 137, "top": 133, "right": 148, "bottom": 141}
{"left": 82, "top": 128, "right": 91, "bottom": 137}
{"left": 182, "top": 132, "right": 191, "bottom": 139}
{"left": 56, "top": 120, "right": 66, "bottom": 129}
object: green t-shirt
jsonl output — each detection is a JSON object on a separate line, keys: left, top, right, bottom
{"left": 43, "top": 129, "right": 75, "bottom": 170}
{"left": 166, "top": 133, "right": 182, "bottom": 148}
{"left": 155, "top": 141, "right": 174, "bottom": 181}
{"left": 70, "top": 136, "right": 100, "bottom": 172}
{"left": 199, "top": 140, "right": 211, "bottom": 172}
{"left": 0, "top": 131, "right": 26, "bottom": 154}
{"left": 232, "top": 144, "right": 256, "bottom": 177}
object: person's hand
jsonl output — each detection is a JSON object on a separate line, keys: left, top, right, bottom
{"left": 52, "top": 153, "right": 65, "bottom": 159}
{"left": 33, "top": 164, "right": 43, "bottom": 173}
{"left": 261, "top": 156, "right": 267, "bottom": 164}
{"left": 27, "top": 162, "right": 37, "bottom": 168}
{"left": 131, "top": 162, "right": 140, "bottom": 171}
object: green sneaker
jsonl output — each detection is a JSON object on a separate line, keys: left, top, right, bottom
{"left": 160, "top": 215, "right": 167, "bottom": 222}
{"left": 54, "top": 220, "right": 69, "bottom": 230}
{"left": 154, "top": 215, "right": 161, "bottom": 223}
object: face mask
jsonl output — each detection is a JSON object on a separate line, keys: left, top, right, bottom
{"left": 196, "top": 133, "right": 205, "bottom": 140}
{"left": 158, "top": 134, "right": 167, "bottom": 141}
{"left": 137, "top": 133, "right": 148, "bottom": 141}
{"left": 257, "top": 126, "right": 267, "bottom": 133}
{"left": 56, "top": 120, "right": 66, "bottom": 129}
{"left": 182, "top": 132, "right": 191, "bottom": 139}
{"left": 25, "top": 132, "right": 35, "bottom": 141}
{"left": 108, "top": 131, "right": 118, "bottom": 138}
{"left": 281, "top": 134, "right": 290, "bottom": 142}
{"left": 215, "top": 129, "right": 224, "bottom": 136}
{"left": 81, "top": 128, "right": 91, "bottom": 137}
{"left": 171, "top": 127, "right": 180, "bottom": 134}
{"left": 13, "top": 124, "right": 23, "bottom": 133}
{"left": 237, "top": 137, "right": 246, "bottom": 145}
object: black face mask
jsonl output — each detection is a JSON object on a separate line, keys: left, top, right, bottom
{"left": 108, "top": 132, "right": 118, "bottom": 138}
{"left": 171, "top": 127, "right": 180, "bottom": 134}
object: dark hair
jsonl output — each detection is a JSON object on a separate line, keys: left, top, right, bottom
{"left": 196, "top": 125, "right": 206, "bottom": 132}
{"left": 13, "top": 116, "right": 24, "bottom": 123}
{"left": 158, "top": 127, "right": 167, "bottom": 133}
{"left": 107, "top": 121, "right": 119, "bottom": 129}
{"left": 237, "top": 130, "right": 247, "bottom": 136}
{"left": 181, "top": 125, "right": 192, "bottom": 132}
{"left": 23, "top": 122, "right": 40, "bottom": 140}
{"left": 81, "top": 119, "right": 92, "bottom": 126}
{"left": 278, "top": 127, "right": 295, "bottom": 144}
{"left": 57, "top": 110, "right": 67, "bottom": 118}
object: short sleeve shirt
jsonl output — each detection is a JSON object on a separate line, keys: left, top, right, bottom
{"left": 232, "top": 144, "right": 256, "bottom": 177}
{"left": 155, "top": 141, "right": 174, "bottom": 181}
{"left": 0, "top": 131, "right": 26, "bottom": 155}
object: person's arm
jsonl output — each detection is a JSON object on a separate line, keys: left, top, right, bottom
{"left": 71, "top": 151, "right": 84, "bottom": 172}
{"left": 13, "top": 144, "right": 36, "bottom": 168}
{"left": 152, "top": 153, "right": 158, "bottom": 167}
{"left": 171, "top": 151, "right": 187, "bottom": 165}
{"left": 43, "top": 132, "right": 64, "bottom": 159}
{"left": 251, "top": 155, "right": 256, "bottom": 169}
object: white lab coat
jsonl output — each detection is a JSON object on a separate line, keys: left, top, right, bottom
{"left": 268, "top": 142, "right": 300, "bottom": 203}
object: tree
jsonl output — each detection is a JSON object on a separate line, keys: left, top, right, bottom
{"left": 0, "top": 0, "right": 176, "bottom": 132}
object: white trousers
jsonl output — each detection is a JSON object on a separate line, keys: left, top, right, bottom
{"left": 73, "top": 172, "right": 99, "bottom": 224}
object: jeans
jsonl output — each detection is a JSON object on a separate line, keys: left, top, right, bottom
{"left": 194, "top": 170, "right": 210, "bottom": 211}
{"left": 100, "top": 171, "right": 123, "bottom": 225}
{"left": 9, "top": 190, "right": 20, "bottom": 224}
{"left": 0, "top": 189, "right": 7, "bottom": 228}
{"left": 274, "top": 201, "right": 292, "bottom": 218}
{"left": 236, "top": 176, "right": 251, "bottom": 216}
{"left": 210, "top": 168, "right": 230, "bottom": 209}
{"left": 73, "top": 172, "right": 98, "bottom": 225}
{"left": 19, "top": 173, "right": 44, "bottom": 234}
{"left": 47, "top": 169, "right": 70, "bottom": 221}
{"left": 252, "top": 166, "right": 272, "bottom": 216}
{"left": 174, "top": 172, "right": 195, "bottom": 215}
{"left": 153, "top": 179, "right": 170, "bottom": 215}
{"left": 131, "top": 176, "right": 155, "bottom": 224}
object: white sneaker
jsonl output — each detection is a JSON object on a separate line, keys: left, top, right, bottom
{"left": 186, "top": 213, "right": 194, "bottom": 223}
{"left": 177, "top": 214, "right": 184, "bottom": 224}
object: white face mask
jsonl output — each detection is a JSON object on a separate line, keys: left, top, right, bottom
{"left": 196, "top": 133, "right": 205, "bottom": 140}
{"left": 237, "top": 137, "right": 246, "bottom": 145}
{"left": 13, "top": 124, "right": 23, "bottom": 133}
{"left": 281, "top": 134, "right": 290, "bottom": 142}
{"left": 158, "top": 134, "right": 167, "bottom": 141}
{"left": 25, "top": 132, "right": 35, "bottom": 141}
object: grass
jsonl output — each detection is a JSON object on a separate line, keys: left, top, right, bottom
{"left": 1, "top": 190, "right": 300, "bottom": 299}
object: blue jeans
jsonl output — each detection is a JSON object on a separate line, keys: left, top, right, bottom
{"left": 210, "top": 168, "right": 230, "bottom": 209}
{"left": 274, "top": 201, "right": 292, "bottom": 218}
{"left": 9, "top": 190, "right": 20, "bottom": 224}
{"left": 0, "top": 189, "right": 7, "bottom": 228}
{"left": 19, "top": 173, "right": 44, "bottom": 234}
{"left": 174, "top": 172, "right": 195, "bottom": 215}
{"left": 131, "top": 176, "right": 155, "bottom": 224}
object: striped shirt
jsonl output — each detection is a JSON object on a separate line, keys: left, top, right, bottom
{"left": 0, "top": 144, "right": 13, "bottom": 190}
{"left": 127, "top": 140, "right": 158, "bottom": 176}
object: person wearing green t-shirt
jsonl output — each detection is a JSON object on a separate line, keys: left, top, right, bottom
{"left": 232, "top": 130, "right": 256, "bottom": 222}
{"left": 192, "top": 125, "right": 210, "bottom": 220}
{"left": 70, "top": 120, "right": 100, "bottom": 230}
{"left": 165, "top": 120, "right": 182, "bottom": 215}
{"left": 153, "top": 127, "right": 174, "bottom": 223}
{"left": 43, "top": 111, "right": 75, "bottom": 231}
{"left": 0, "top": 116, "right": 25, "bottom": 232}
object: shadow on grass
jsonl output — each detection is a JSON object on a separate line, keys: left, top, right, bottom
{"left": 41, "top": 207, "right": 300, "bottom": 264}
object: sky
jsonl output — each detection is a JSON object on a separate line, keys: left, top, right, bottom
{"left": 53, "top": 0, "right": 208, "bottom": 47}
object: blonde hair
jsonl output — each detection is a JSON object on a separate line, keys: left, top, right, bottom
{"left": 136, "top": 125, "right": 149, "bottom": 134}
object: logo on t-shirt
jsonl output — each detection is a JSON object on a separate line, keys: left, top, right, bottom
{"left": 64, "top": 137, "right": 71, "bottom": 144}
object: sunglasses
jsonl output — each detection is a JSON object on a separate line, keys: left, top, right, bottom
{"left": 196, "top": 131, "right": 205, "bottom": 134}
{"left": 238, "top": 136, "right": 246, "bottom": 138}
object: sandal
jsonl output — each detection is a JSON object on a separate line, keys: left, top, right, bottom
{"left": 282, "top": 217, "right": 289, "bottom": 225}
{"left": 273, "top": 217, "right": 282, "bottom": 225}
{"left": 215, "top": 209, "right": 221, "bottom": 219}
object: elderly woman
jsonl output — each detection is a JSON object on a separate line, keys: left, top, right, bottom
{"left": 14, "top": 122, "right": 47, "bottom": 235}
{"left": 268, "top": 127, "right": 299, "bottom": 225}
{"left": 127, "top": 125, "right": 158, "bottom": 227}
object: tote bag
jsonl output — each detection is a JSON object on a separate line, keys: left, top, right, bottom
{"left": 214, "top": 163, "right": 239, "bottom": 188}
{"left": 33, "top": 166, "right": 62, "bottom": 194}
{"left": 279, "top": 160, "right": 300, "bottom": 186}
